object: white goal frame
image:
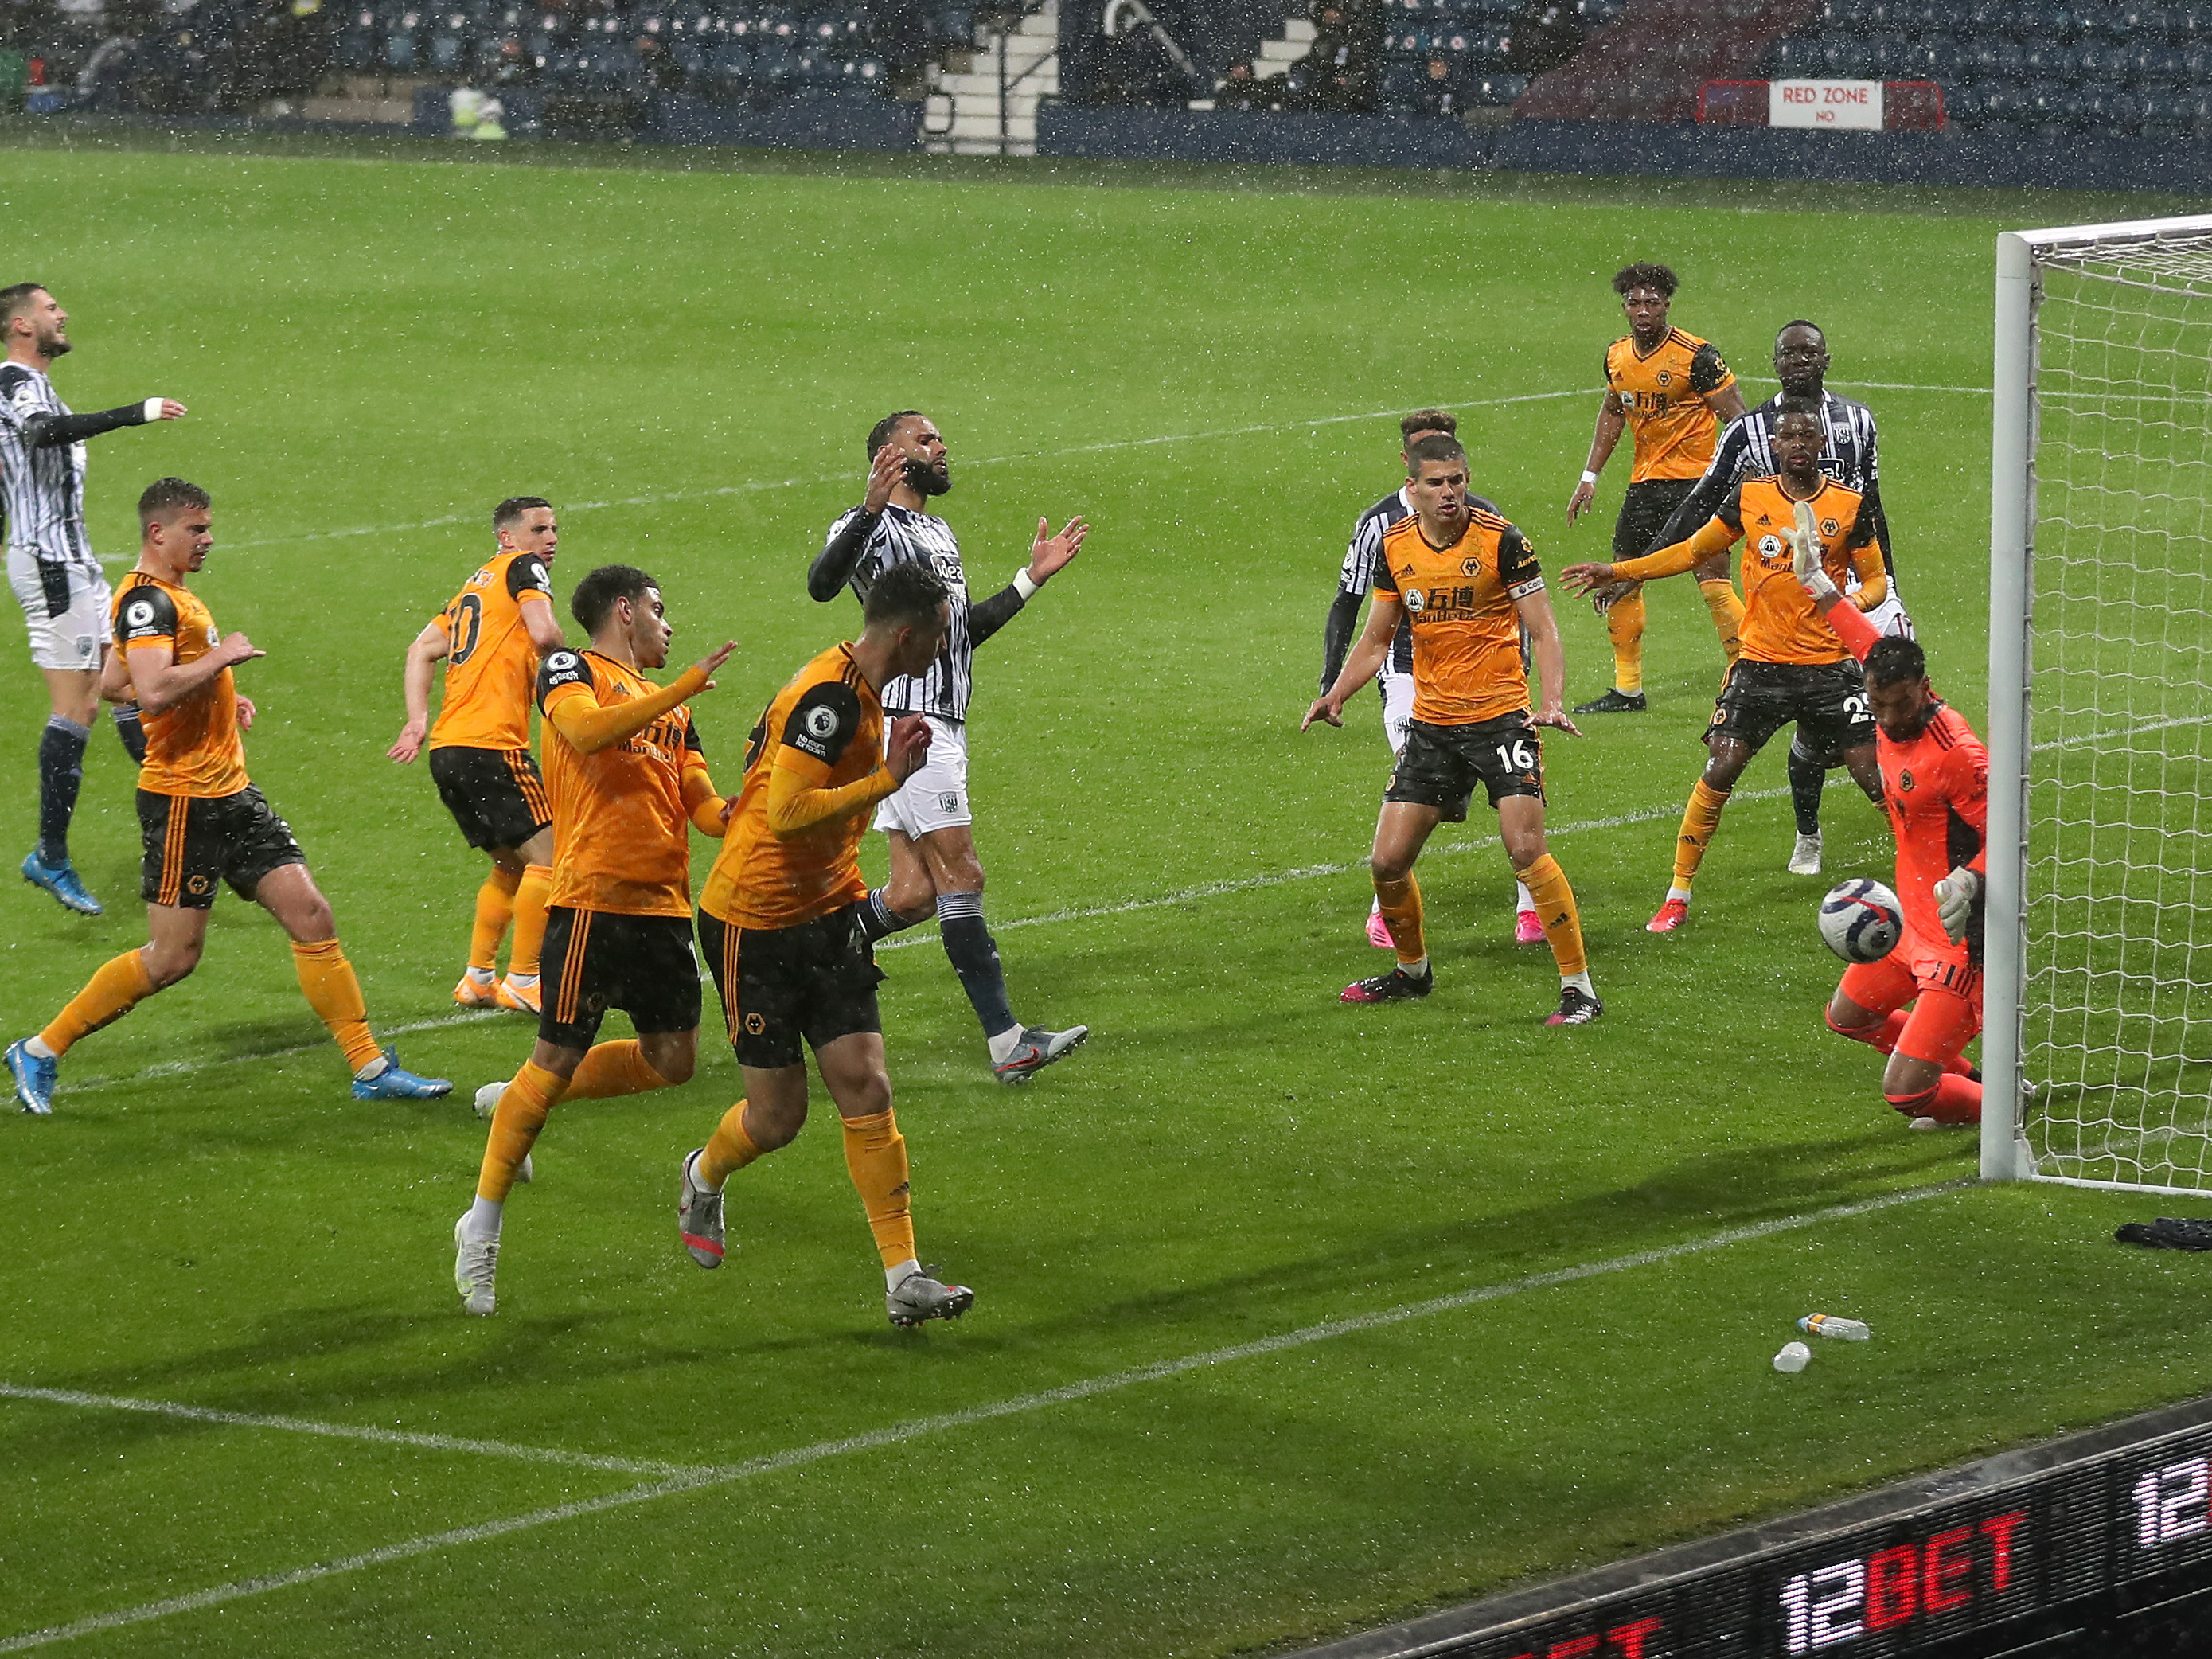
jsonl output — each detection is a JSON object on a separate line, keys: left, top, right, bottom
{"left": 1987, "top": 213, "right": 2212, "bottom": 1187}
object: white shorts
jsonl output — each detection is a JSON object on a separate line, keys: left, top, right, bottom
{"left": 874, "top": 714, "right": 973, "bottom": 837}
{"left": 9, "top": 556, "right": 110, "bottom": 672}
{"left": 1847, "top": 573, "right": 1913, "bottom": 642}
{"left": 1380, "top": 669, "right": 1415, "bottom": 759}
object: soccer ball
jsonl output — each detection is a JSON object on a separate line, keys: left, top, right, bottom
{"left": 1818, "top": 879, "right": 1903, "bottom": 963}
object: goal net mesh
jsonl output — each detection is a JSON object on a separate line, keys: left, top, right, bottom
{"left": 2024, "top": 229, "right": 2212, "bottom": 1189}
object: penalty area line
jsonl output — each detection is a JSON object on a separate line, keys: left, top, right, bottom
{"left": 0, "top": 1177, "right": 1967, "bottom": 1653}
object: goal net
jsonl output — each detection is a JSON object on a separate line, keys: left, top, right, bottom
{"left": 1988, "top": 214, "right": 2212, "bottom": 1193}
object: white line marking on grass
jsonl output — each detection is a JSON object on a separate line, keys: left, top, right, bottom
{"left": 66, "top": 1010, "right": 504, "bottom": 1095}
{"left": 0, "top": 1384, "right": 697, "bottom": 1477}
{"left": 0, "top": 1178, "right": 1968, "bottom": 1651}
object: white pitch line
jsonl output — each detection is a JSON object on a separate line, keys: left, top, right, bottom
{"left": 0, "top": 1177, "right": 1968, "bottom": 1653}
{"left": 65, "top": 1009, "right": 505, "bottom": 1096}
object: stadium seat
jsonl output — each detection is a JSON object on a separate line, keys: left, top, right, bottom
{"left": 1864, "top": 33, "right": 1912, "bottom": 76}
{"left": 428, "top": 30, "right": 464, "bottom": 68}
{"left": 383, "top": 30, "right": 419, "bottom": 68}
{"left": 1818, "top": 37, "right": 1873, "bottom": 76}
{"left": 707, "top": 39, "right": 751, "bottom": 83}
{"left": 335, "top": 24, "right": 376, "bottom": 66}
{"left": 1470, "top": 70, "right": 1524, "bottom": 103}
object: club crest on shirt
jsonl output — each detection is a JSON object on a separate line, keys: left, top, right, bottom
{"left": 1820, "top": 517, "right": 1840, "bottom": 537}
{"left": 1899, "top": 769, "right": 1916, "bottom": 792}
{"left": 1461, "top": 557, "right": 1482, "bottom": 576}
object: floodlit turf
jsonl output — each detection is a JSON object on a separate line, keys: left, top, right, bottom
{"left": 2, "top": 137, "right": 2211, "bottom": 1656}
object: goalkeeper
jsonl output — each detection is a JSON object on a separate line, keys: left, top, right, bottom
{"left": 1789, "top": 509, "right": 1986, "bottom": 1128}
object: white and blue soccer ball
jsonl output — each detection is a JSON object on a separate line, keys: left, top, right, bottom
{"left": 1818, "top": 879, "right": 1904, "bottom": 963}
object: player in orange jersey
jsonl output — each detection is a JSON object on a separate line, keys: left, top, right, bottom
{"left": 388, "top": 497, "right": 567, "bottom": 1017}
{"left": 1562, "top": 402, "right": 1888, "bottom": 934}
{"left": 454, "top": 564, "right": 735, "bottom": 1315}
{"left": 4, "top": 479, "right": 451, "bottom": 1114}
{"left": 1565, "top": 262, "right": 1746, "bottom": 712}
{"left": 678, "top": 562, "right": 978, "bottom": 1327}
{"left": 1305, "top": 434, "right": 1600, "bottom": 1026}
{"left": 1791, "top": 525, "right": 1986, "bottom": 1127}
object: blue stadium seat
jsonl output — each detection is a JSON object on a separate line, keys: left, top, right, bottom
{"left": 1378, "top": 58, "right": 1420, "bottom": 104}
{"left": 1471, "top": 69, "right": 1525, "bottom": 103}
{"left": 1921, "top": 34, "right": 1970, "bottom": 77}
{"left": 383, "top": 30, "right": 419, "bottom": 68}
{"left": 2080, "top": 87, "right": 2144, "bottom": 130}
{"left": 335, "top": 24, "right": 376, "bottom": 65}
{"left": 428, "top": 30, "right": 464, "bottom": 68}
{"left": 706, "top": 40, "right": 751, "bottom": 82}
{"left": 1819, "top": 37, "right": 1874, "bottom": 76}
{"left": 1865, "top": 33, "right": 1913, "bottom": 76}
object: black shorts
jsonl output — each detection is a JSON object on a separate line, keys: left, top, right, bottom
{"left": 427, "top": 745, "right": 551, "bottom": 853}
{"left": 1613, "top": 478, "right": 1703, "bottom": 563}
{"left": 138, "top": 786, "right": 306, "bottom": 909}
{"left": 1708, "top": 659, "right": 1875, "bottom": 755}
{"left": 1384, "top": 713, "right": 1544, "bottom": 823}
{"left": 537, "top": 907, "right": 702, "bottom": 1050}
{"left": 698, "top": 904, "right": 886, "bottom": 1072}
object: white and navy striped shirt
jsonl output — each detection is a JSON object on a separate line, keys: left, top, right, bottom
{"left": 1336, "top": 489, "right": 1417, "bottom": 678}
{"left": 823, "top": 502, "right": 975, "bottom": 721}
{"left": 0, "top": 362, "right": 100, "bottom": 579}
{"left": 1653, "top": 388, "right": 1893, "bottom": 576}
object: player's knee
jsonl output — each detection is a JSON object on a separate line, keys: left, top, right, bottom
{"left": 647, "top": 1046, "right": 696, "bottom": 1087}
{"left": 143, "top": 945, "right": 199, "bottom": 989}
{"left": 842, "top": 1068, "right": 893, "bottom": 1120}
{"left": 1370, "top": 851, "right": 1414, "bottom": 884}
{"left": 1502, "top": 828, "right": 1545, "bottom": 869}
{"left": 750, "top": 1097, "right": 806, "bottom": 1150}
{"left": 1824, "top": 1002, "right": 1874, "bottom": 1040}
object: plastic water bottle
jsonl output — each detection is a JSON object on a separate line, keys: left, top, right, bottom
{"left": 1773, "top": 1341, "right": 1812, "bottom": 1373}
{"left": 1799, "top": 1314, "right": 1871, "bottom": 1341}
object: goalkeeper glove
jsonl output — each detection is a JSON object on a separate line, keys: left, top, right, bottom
{"left": 1934, "top": 866, "right": 1981, "bottom": 943}
{"left": 1792, "top": 501, "right": 1839, "bottom": 601}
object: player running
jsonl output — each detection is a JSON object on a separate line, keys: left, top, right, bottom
{"left": 1562, "top": 402, "right": 1889, "bottom": 933}
{"left": 1648, "top": 320, "right": 1906, "bottom": 876}
{"left": 387, "top": 497, "right": 567, "bottom": 1016}
{"left": 1564, "top": 262, "right": 1746, "bottom": 713}
{"left": 0, "top": 283, "right": 188, "bottom": 915}
{"left": 1791, "top": 517, "right": 1984, "bottom": 1128}
{"left": 809, "top": 412, "right": 1090, "bottom": 1084}
{"left": 1320, "top": 409, "right": 1542, "bottom": 949}
{"left": 4, "top": 480, "right": 451, "bottom": 1114}
{"left": 1304, "top": 434, "right": 1599, "bottom": 1026}
{"left": 678, "top": 560, "right": 976, "bottom": 1328}
{"left": 454, "top": 565, "right": 735, "bottom": 1316}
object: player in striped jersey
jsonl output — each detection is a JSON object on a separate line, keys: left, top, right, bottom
{"left": 808, "top": 411, "right": 1090, "bottom": 1084}
{"left": 1321, "top": 410, "right": 1543, "bottom": 949}
{"left": 1648, "top": 321, "right": 1907, "bottom": 877}
{"left": 0, "top": 283, "right": 186, "bottom": 916}
{"left": 1565, "top": 263, "right": 1746, "bottom": 713}
{"left": 387, "top": 498, "right": 568, "bottom": 1015}
{"left": 4, "top": 479, "right": 450, "bottom": 1115}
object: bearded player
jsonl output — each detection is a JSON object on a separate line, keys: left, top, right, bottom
{"left": 679, "top": 560, "right": 977, "bottom": 1328}
{"left": 1791, "top": 518, "right": 1984, "bottom": 1127}
{"left": 388, "top": 497, "right": 567, "bottom": 1015}
{"left": 1305, "top": 434, "right": 1598, "bottom": 1026}
{"left": 1562, "top": 402, "right": 1887, "bottom": 933}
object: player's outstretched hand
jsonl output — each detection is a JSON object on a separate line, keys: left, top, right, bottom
{"left": 861, "top": 441, "right": 905, "bottom": 516}
{"left": 1935, "top": 866, "right": 1981, "bottom": 944}
{"left": 887, "top": 713, "right": 933, "bottom": 782}
{"left": 236, "top": 695, "right": 256, "bottom": 731}
{"left": 153, "top": 398, "right": 187, "bottom": 420}
{"left": 1566, "top": 478, "right": 1596, "bottom": 525}
{"left": 1301, "top": 696, "right": 1344, "bottom": 732}
{"left": 1533, "top": 706, "right": 1583, "bottom": 739}
{"left": 217, "top": 631, "right": 265, "bottom": 667}
{"left": 387, "top": 716, "right": 428, "bottom": 763}
{"left": 691, "top": 639, "right": 738, "bottom": 688}
{"left": 1027, "top": 517, "right": 1089, "bottom": 584}
{"left": 1559, "top": 561, "right": 1613, "bottom": 597}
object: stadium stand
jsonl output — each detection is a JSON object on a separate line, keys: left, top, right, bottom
{"left": 1513, "top": 0, "right": 1816, "bottom": 123}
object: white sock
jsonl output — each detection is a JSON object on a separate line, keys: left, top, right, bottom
{"left": 1399, "top": 956, "right": 1429, "bottom": 980}
{"left": 1667, "top": 885, "right": 1693, "bottom": 905}
{"left": 1515, "top": 881, "right": 1534, "bottom": 911}
{"left": 1562, "top": 970, "right": 1595, "bottom": 997}
{"left": 353, "top": 1054, "right": 390, "bottom": 1081}
{"left": 1369, "top": 895, "right": 1383, "bottom": 918}
{"left": 504, "top": 970, "right": 539, "bottom": 987}
{"left": 886, "top": 1258, "right": 920, "bottom": 1290}
{"left": 466, "top": 1196, "right": 503, "bottom": 1238}
{"left": 25, "top": 1036, "right": 56, "bottom": 1060}
{"left": 985, "top": 1025, "right": 1023, "bottom": 1065}
{"left": 464, "top": 966, "right": 494, "bottom": 985}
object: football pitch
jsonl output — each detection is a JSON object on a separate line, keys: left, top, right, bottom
{"left": 4, "top": 138, "right": 2212, "bottom": 1656}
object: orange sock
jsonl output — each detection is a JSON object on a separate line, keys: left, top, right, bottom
{"left": 1887, "top": 1072, "right": 1982, "bottom": 1125}
{"left": 40, "top": 949, "right": 155, "bottom": 1056}
{"left": 470, "top": 867, "right": 521, "bottom": 974}
{"left": 1606, "top": 588, "right": 1645, "bottom": 695}
{"left": 1373, "top": 871, "right": 1426, "bottom": 967}
{"left": 509, "top": 864, "right": 552, "bottom": 979}
{"left": 1515, "top": 853, "right": 1586, "bottom": 978}
{"left": 1672, "top": 779, "right": 1730, "bottom": 892}
{"left": 565, "top": 1039, "right": 667, "bottom": 1100}
{"left": 698, "top": 1100, "right": 767, "bottom": 1188}
{"left": 479, "top": 1060, "right": 565, "bottom": 1201}
{"left": 841, "top": 1107, "right": 915, "bottom": 1270}
{"left": 290, "top": 939, "right": 384, "bottom": 1072}
{"left": 1828, "top": 1008, "right": 1909, "bottom": 1053}
{"left": 1699, "top": 577, "right": 1744, "bottom": 665}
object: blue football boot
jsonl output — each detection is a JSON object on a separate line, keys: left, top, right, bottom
{"left": 6, "top": 1037, "right": 57, "bottom": 1115}
{"left": 21, "top": 850, "right": 102, "bottom": 915}
{"left": 352, "top": 1047, "right": 454, "bottom": 1101}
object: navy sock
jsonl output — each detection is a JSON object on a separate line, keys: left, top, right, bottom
{"left": 37, "top": 716, "right": 89, "bottom": 867}
{"left": 936, "top": 892, "right": 1016, "bottom": 1039}
{"left": 856, "top": 887, "right": 922, "bottom": 943}
{"left": 113, "top": 704, "right": 146, "bottom": 766}
{"left": 1786, "top": 739, "right": 1826, "bottom": 837}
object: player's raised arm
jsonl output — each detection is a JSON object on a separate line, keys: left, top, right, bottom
{"left": 809, "top": 442, "right": 908, "bottom": 602}
{"left": 388, "top": 618, "right": 451, "bottom": 763}
{"left": 540, "top": 639, "right": 734, "bottom": 756}
{"left": 970, "top": 515, "right": 1088, "bottom": 647}
{"left": 1567, "top": 388, "right": 1625, "bottom": 525}
{"left": 1305, "top": 592, "right": 1402, "bottom": 729}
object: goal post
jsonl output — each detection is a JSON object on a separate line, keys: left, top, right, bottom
{"left": 1987, "top": 213, "right": 2212, "bottom": 1191}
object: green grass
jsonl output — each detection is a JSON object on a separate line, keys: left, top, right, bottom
{"left": 2, "top": 137, "right": 2211, "bottom": 1656}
